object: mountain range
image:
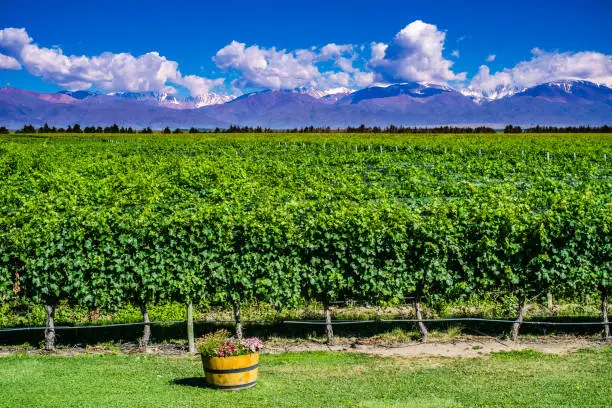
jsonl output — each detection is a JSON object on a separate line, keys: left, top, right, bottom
{"left": 0, "top": 80, "right": 610, "bottom": 129}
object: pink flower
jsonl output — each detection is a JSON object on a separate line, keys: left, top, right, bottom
{"left": 241, "top": 337, "right": 264, "bottom": 353}
{"left": 216, "top": 339, "right": 239, "bottom": 357}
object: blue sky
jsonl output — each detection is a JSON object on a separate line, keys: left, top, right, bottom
{"left": 0, "top": 0, "right": 610, "bottom": 99}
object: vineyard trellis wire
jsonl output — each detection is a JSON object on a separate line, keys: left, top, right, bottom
{"left": 1, "top": 317, "right": 609, "bottom": 333}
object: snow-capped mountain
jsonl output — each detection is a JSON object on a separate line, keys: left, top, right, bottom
{"left": 1, "top": 79, "right": 610, "bottom": 128}
{"left": 58, "top": 90, "right": 235, "bottom": 109}
{"left": 341, "top": 82, "right": 455, "bottom": 104}
{"left": 461, "top": 85, "right": 524, "bottom": 103}
{"left": 460, "top": 79, "right": 612, "bottom": 103}
{"left": 296, "top": 87, "right": 355, "bottom": 99}
{"left": 516, "top": 79, "right": 612, "bottom": 101}
{"left": 185, "top": 93, "right": 235, "bottom": 108}
{"left": 109, "top": 91, "right": 181, "bottom": 105}
{"left": 110, "top": 91, "right": 234, "bottom": 108}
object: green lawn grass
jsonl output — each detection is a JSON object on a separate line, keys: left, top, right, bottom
{"left": 1, "top": 348, "right": 611, "bottom": 407}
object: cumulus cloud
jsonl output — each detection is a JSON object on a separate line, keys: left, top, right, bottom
{"left": 318, "top": 71, "right": 351, "bottom": 88}
{"left": 214, "top": 40, "right": 320, "bottom": 89}
{"left": 370, "top": 42, "right": 387, "bottom": 62}
{"left": 214, "top": 40, "right": 371, "bottom": 91}
{"left": 318, "top": 43, "right": 353, "bottom": 61}
{"left": 353, "top": 71, "right": 376, "bottom": 87}
{"left": 486, "top": 54, "right": 496, "bottom": 62}
{"left": 466, "top": 48, "right": 612, "bottom": 99}
{"left": 451, "top": 50, "right": 460, "bottom": 58}
{"left": 214, "top": 28, "right": 476, "bottom": 93}
{"left": 368, "top": 20, "right": 466, "bottom": 83}
{"left": 0, "top": 27, "right": 223, "bottom": 96}
{"left": 0, "top": 53, "right": 20, "bottom": 70}
{"left": 0, "top": 28, "right": 31, "bottom": 53}
{"left": 336, "top": 57, "right": 356, "bottom": 73}
{"left": 178, "top": 75, "right": 225, "bottom": 96}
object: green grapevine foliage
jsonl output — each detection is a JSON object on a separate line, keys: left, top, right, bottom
{"left": 0, "top": 132, "right": 610, "bottom": 324}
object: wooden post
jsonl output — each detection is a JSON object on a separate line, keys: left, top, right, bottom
{"left": 547, "top": 293, "right": 553, "bottom": 311}
{"left": 602, "top": 288, "right": 610, "bottom": 340}
{"left": 324, "top": 302, "right": 334, "bottom": 345}
{"left": 414, "top": 296, "right": 428, "bottom": 342}
{"left": 139, "top": 302, "right": 151, "bottom": 348}
{"left": 510, "top": 295, "right": 525, "bottom": 342}
{"left": 233, "top": 304, "right": 243, "bottom": 340}
{"left": 44, "top": 304, "right": 56, "bottom": 351}
{"left": 187, "top": 302, "right": 195, "bottom": 353}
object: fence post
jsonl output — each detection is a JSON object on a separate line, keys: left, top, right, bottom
{"left": 233, "top": 304, "right": 243, "bottom": 340}
{"left": 187, "top": 302, "right": 195, "bottom": 353}
{"left": 602, "top": 288, "right": 610, "bottom": 340}
{"left": 44, "top": 304, "right": 56, "bottom": 351}
{"left": 139, "top": 302, "right": 151, "bottom": 348}
{"left": 547, "top": 293, "right": 553, "bottom": 311}
{"left": 324, "top": 302, "right": 334, "bottom": 345}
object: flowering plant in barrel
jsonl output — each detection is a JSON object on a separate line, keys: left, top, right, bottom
{"left": 196, "top": 330, "right": 263, "bottom": 390}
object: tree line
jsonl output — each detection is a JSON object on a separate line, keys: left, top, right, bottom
{"left": 505, "top": 125, "right": 612, "bottom": 133}
{"left": 5, "top": 124, "right": 607, "bottom": 134}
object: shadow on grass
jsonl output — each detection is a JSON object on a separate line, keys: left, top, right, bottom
{"left": 171, "top": 377, "right": 208, "bottom": 388}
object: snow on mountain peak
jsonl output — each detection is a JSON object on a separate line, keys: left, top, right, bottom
{"left": 461, "top": 79, "right": 611, "bottom": 103}
{"left": 105, "top": 90, "right": 234, "bottom": 108}
{"left": 461, "top": 85, "right": 524, "bottom": 103}
{"left": 548, "top": 80, "right": 576, "bottom": 93}
{"left": 417, "top": 81, "right": 454, "bottom": 91}
{"left": 185, "top": 92, "right": 235, "bottom": 108}
{"left": 296, "top": 87, "right": 354, "bottom": 99}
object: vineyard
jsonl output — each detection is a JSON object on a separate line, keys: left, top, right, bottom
{"left": 0, "top": 133, "right": 610, "bottom": 348}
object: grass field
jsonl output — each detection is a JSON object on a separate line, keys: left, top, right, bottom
{"left": 1, "top": 348, "right": 611, "bottom": 407}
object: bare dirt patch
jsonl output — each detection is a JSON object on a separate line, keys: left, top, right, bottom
{"left": 264, "top": 335, "right": 608, "bottom": 358}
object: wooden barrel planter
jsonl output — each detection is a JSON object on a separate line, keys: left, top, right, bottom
{"left": 201, "top": 353, "right": 259, "bottom": 390}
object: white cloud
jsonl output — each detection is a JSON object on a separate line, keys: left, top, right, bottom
{"left": 486, "top": 54, "right": 496, "bottom": 62}
{"left": 318, "top": 71, "right": 351, "bottom": 88}
{"left": 370, "top": 42, "right": 387, "bottom": 61}
{"left": 451, "top": 50, "right": 460, "bottom": 58}
{"left": 0, "top": 28, "right": 31, "bottom": 53}
{"left": 0, "top": 53, "right": 20, "bottom": 70}
{"left": 214, "top": 40, "right": 319, "bottom": 89}
{"left": 368, "top": 20, "right": 466, "bottom": 83}
{"left": 353, "top": 71, "right": 375, "bottom": 87}
{"left": 178, "top": 75, "right": 225, "bottom": 96}
{"left": 214, "top": 40, "right": 371, "bottom": 91}
{"left": 318, "top": 43, "right": 353, "bottom": 61}
{"left": 336, "top": 57, "right": 356, "bottom": 73}
{"left": 295, "top": 49, "right": 316, "bottom": 63}
{"left": 0, "top": 27, "right": 223, "bottom": 96}
{"left": 213, "top": 21, "right": 469, "bottom": 93}
{"left": 466, "top": 49, "right": 612, "bottom": 100}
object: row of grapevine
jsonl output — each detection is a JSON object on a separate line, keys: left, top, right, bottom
{"left": 1, "top": 194, "right": 609, "bottom": 347}
{"left": 0, "top": 133, "right": 610, "bottom": 348}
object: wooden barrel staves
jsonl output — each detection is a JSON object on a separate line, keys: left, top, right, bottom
{"left": 201, "top": 353, "right": 259, "bottom": 390}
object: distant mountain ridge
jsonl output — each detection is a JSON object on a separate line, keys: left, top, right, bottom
{"left": 0, "top": 80, "right": 610, "bottom": 128}
{"left": 343, "top": 82, "right": 452, "bottom": 104}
